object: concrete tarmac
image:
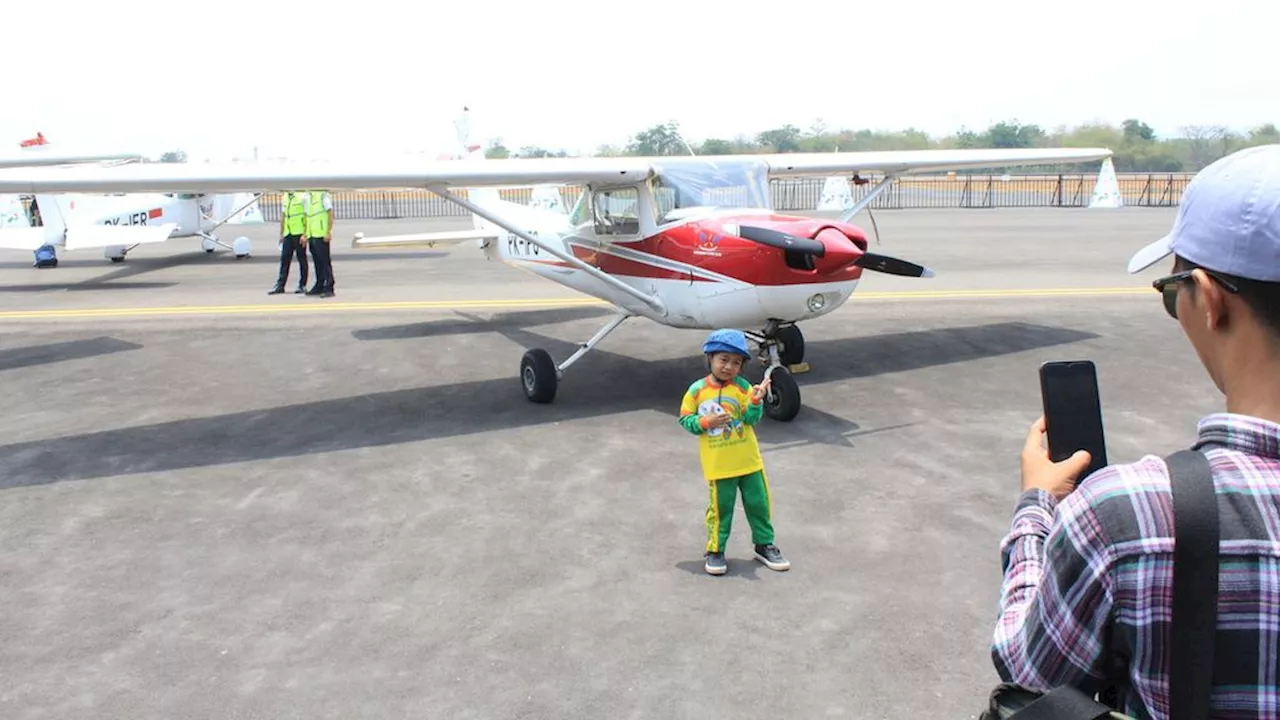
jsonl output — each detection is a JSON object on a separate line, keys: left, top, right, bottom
{"left": 0, "top": 207, "right": 1221, "bottom": 719}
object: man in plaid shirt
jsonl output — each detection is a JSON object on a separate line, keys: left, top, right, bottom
{"left": 992, "top": 144, "right": 1280, "bottom": 719}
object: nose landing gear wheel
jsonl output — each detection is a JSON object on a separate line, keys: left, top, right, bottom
{"left": 762, "top": 366, "right": 801, "bottom": 422}
{"left": 520, "top": 348, "right": 559, "bottom": 404}
{"left": 776, "top": 325, "right": 804, "bottom": 366}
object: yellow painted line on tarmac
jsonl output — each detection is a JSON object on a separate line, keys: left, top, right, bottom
{"left": 0, "top": 286, "right": 1152, "bottom": 321}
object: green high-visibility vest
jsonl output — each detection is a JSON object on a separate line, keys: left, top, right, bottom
{"left": 281, "top": 192, "right": 306, "bottom": 236}
{"left": 305, "top": 190, "right": 330, "bottom": 239}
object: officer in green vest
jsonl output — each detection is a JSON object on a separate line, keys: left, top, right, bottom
{"left": 269, "top": 190, "right": 310, "bottom": 294}
{"left": 303, "top": 189, "right": 335, "bottom": 297}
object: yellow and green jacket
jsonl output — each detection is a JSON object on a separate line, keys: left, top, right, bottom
{"left": 679, "top": 374, "right": 764, "bottom": 481}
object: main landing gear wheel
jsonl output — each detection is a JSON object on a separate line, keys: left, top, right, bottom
{"left": 518, "top": 311, "right": 632, "bottom": 405}
{"left": 763, "top": 366, "right": 801, "bottom": 422}
{"left": 521, "top": 349, "right": 558, "bottom": 404}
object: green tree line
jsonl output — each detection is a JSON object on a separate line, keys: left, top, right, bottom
{"left": 486, "top": 119, "right": 1279, "bottom": 173}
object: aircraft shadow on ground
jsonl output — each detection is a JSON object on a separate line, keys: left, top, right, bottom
{"left": 0, "top": 336, "right": 143, "bottom": 372}
{"left": 0, "top": 316, "right": 1097, "bottom": 489}
{"left": 0, "top": 281, "right": 178, "bottom": 292}
{"left": 350, "top": 306, "right": 616, "bottom": 340}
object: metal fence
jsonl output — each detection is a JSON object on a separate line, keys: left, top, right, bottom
{"left": 255, "top": 173, "right": 1193, "bottom": 222}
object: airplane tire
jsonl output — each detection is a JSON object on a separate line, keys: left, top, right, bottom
{"left": 777, "top": 325, "right": 804, "bottom": 366}
{"left": 109, "top": 256, "right": 125, "bottom": 263}
{"left": 520, "top": 348, "right": 558, "bottom": 404}
{"left": 763, "top": 367, "right": 801, "bottom": 422}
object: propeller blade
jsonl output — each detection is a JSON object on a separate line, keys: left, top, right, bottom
{"left": 737, "top": 225, "right": 826, "bottom": 257}
{"left": 853, "top": 252, "right": 935, "bottom": 278}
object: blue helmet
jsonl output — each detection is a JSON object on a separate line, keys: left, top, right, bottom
{"left": 702, "top": 328, "right": 751, "bottom": 359}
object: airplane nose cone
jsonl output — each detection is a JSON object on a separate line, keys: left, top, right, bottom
{"left": 813, "top": 227, "right": 861, "bottom": 274}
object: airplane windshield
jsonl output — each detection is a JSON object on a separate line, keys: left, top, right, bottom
{"left": 651, "top": 158, "right": 771, "bottom": 223}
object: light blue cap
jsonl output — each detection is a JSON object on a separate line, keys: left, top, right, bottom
{"left": 1128, "top": 143, "right": 1280, "bottom": 281}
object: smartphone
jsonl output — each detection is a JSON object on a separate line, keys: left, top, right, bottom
{"left": 1039, "top": 360, "right": 1108, "bottom": 480}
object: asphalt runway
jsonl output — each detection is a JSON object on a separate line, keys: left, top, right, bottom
{"left": 0, "top": 207, "right": 1223, "bottom": 719}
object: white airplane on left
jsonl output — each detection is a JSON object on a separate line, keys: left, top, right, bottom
{"left": 0, "top": 133, "right": 264, "bottom": 267}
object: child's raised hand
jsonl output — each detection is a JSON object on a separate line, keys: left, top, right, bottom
{"left": 751, "top": 376, "right": 772, "bottom": 402}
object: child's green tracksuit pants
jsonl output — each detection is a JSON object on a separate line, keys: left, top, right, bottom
{"left": 705, "top": 469, "right": 774, "bottom": 553}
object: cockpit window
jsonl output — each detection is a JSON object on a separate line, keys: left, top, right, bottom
{"left": 651, "top": 157, "right": 771, "bottom": 223}
{"left": 591, "top": 187, "right": 640, "bottom": 236}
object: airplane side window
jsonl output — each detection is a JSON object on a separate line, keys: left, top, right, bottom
{"left": 591, "top": 187, "right": 640, "bottom": 236}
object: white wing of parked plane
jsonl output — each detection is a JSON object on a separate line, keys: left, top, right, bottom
{"left": 0, "top": 147, "right": 1112, "bottom": 195}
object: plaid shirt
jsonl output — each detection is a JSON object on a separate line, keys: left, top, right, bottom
{"left": 992, "top": 412, "right": 1280, "bottom": 720}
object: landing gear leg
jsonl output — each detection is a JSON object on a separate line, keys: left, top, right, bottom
{"left": 753, "top": 333, "right": 802, "bottom": 422}
{"left": 200, "top": 232, "right": 252, "bottom": 259}
{"left": 520, "top": 311, "right": 633, "bottom": 404}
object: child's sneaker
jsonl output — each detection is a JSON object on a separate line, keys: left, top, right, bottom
{"left": 754, "top": 544, "right": 791, "bottom": 571}
{"left": 704, "top": 551, "right": 727, "bottom": 575}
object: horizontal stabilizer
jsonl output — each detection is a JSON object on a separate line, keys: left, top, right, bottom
{"left": 0, "top": 227, "right": 50, "bottom": 251}
{"left": 351, "top": 228, "right": 500, "bottom": 248}
{"left": 65, "top": 222, "right": 177, "bottom": 250}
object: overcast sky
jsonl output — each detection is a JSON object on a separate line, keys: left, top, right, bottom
{"left": 3, "top": 0, "right": 1275, "bottom": 161}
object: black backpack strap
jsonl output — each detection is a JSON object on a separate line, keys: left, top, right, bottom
{"left": 1166, "top": 449, "right": 1219, "bottom": 720}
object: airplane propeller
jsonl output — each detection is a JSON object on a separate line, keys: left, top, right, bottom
{"left": 851, "top": 252, "right": 936, "bottom": 278}
{"left": 735, "top": 225, "right": 935, "bottom": 278}
{"left": 737, "top": 225, "right": 826, "bottom": 256}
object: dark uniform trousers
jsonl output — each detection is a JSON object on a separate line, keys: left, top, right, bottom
{"left": 308, "top": 237, "right": 334, "bottom": 294}
{"left": 274, "top": 234, "right": 309, "bottom": 291}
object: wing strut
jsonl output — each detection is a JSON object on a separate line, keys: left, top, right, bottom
{"left": 840, "top": 174, "right": 897, "bottom": 223}
{"left": 427, "top": 184, "right": 668, "bottom": 316}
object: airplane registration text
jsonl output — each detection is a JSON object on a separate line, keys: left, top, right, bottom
{"left": 104, "top": 211, "right": 151, "bottom": 226}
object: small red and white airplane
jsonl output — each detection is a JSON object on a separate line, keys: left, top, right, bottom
{"left": 0, "top": 132, "right": 1111, "bottom": 419}
{"left": 0, "top": 190, "right": 265, "bottom": 265}
{"left": 0, "top": 132, "right": 263, "bottom": 264}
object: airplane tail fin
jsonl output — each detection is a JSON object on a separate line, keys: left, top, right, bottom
{"left": 449, "top": 106, "right": 504, "bottom": 236}
{"left": 210, "top": 193, "right": 265, "bottom": 226}
{"left": 352, "top": 107, "right": 565, "bottom": 250}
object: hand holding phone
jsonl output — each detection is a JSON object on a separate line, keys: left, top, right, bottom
{"left": 1024, "top": 361, "right": 1108, "bottom": 497}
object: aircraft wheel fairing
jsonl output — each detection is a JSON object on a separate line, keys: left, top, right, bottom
{"left": 763, "top": 367, "right": 801, "bottom": 422}
{"left": 521, "top": 349, "right": 558, "bottom": 403}
{"left": 233, "top": 236, "right": 252, "bottom": 258}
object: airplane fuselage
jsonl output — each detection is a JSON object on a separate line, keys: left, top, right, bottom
{"left": 93, "top": 194, "right": 205, "bottom": 236}
{"left": 475, "top": 198, "right": 866, "bottom": 330}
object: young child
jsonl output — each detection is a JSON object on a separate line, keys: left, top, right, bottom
{"left": 679, "top": 328, "right": 791, "bottom": 576}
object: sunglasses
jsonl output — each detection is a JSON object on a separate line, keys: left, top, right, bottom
{"left": 1151, "top": 267, "right": 1240, "bottom": 319}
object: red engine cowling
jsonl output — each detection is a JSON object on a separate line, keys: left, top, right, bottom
{"left": 811, "top": 226, "right": 867, "bottom": 275}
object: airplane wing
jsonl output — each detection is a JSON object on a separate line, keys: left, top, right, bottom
{"left": 0, "top": 151, "right": 144, "bottom": 169}
{"left": 760, "top": 147, "right": 1113, "bottom": 177}
{"left": 0, "top": 147, "right": 1111, "bottom": 195}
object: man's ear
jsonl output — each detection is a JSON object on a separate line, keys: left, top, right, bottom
{"left": 1191, "top": 268, "right": 1229, "bottom": 332}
